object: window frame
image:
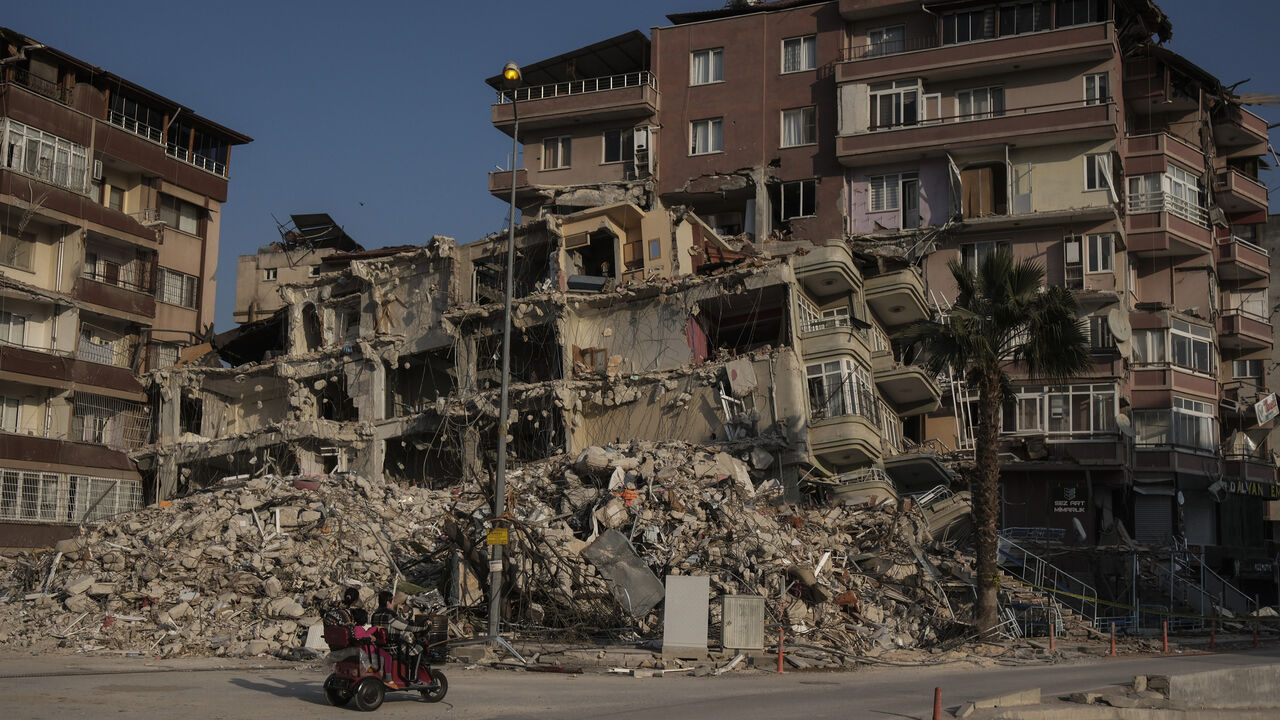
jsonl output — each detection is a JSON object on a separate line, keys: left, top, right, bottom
{"left": 1233, "top": 359, "right": 1262, "bottom": 379}
{"left": 690, "top": 48, "right": 724, "bottom": 86}
{"left": 0, "top": 225, "right": 36, "bottom": 272}
{"left": 957, "top": 86, "right": 1005, "bottom": 120}
{"left": 780, "top": 106, "right": 817, "bottom": 148}
{"left": 869, "top": 79, "right": 921, "bottom": 130}
{"left": 156, "top": 267, "right": 199, "bottom": 310}
{"left": 541, "top": 136, "right": 571, "bottom": 170}
{"left": 1170, "top": 319, "right": 1214, "bottom": 375}
{"left": 960, "top": 240, "right": 1012, "bottom": 273}
{"left": 781, "top": 35, "right": 817, "bottom": 73}
{"left": 157, "top": 193, "right": 200, "bottom": 236}
{"left": 1084, "top": 72, "right": 1109, "bottom": 105}
{"left": 1086, "top": 233, "right": 1113, "bottom": 273}
{"left": 1084, "top": 152, "right": 1111, "bottom": 191}
{"left": 602, "top": 128, "right": 635, "bottom": 165}
{"left": 263, "top": 267, "right": 277, "bottom": 282}
{"left": 780, "top": 178, "right": 817, "bottom": 221}
{"left": 690, "top": 118, "right": 724, "bottom": 155}
{"left": 868, "top": 25, "right": 905, "bottom": 56}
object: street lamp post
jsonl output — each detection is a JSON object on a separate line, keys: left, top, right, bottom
{"left": 489, "top": 61, "right": 522, "bottom": 643}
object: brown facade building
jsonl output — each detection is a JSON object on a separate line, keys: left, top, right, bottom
{"left": 0, "top": 28, "right": 249, "bottom": 545}
{"left": 480, "top": 0, "right": 1276, "bottom": 606}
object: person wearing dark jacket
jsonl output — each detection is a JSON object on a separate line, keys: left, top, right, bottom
{"left": 370, "top": 591, "right": 429, "bottom": 678}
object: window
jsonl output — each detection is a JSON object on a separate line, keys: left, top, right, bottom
{"left": 781, "top": 106, "right": 816, "bottom": 147}
{"left": 868, "top": 26, "right": 905, "bottom": 56}
{"left": 957, "top": 87, "right": 1005, "bottom": 120}
{"left": 690, "top": 118, "right": 723, "bottom": 155}
{"left": 648, "top": 238, "right": 661, "bottom": 260}
{"left": 542, "top": 136, "right": 571, "bottom": 170}
{"left": 264, "top": 267, "right": 277, "bottom": 281}
{"left": 780, "top": 179, "right": 816, "bottom": 221}
{"left": 1172, "top": 396, "right": 1216, "bottom": 450}
{"left": 0, "top": 311, "right": 26, "bottom": 347}
{"left": 0, "top": 397, "right": 18, "bottom": 433}
{"left": 870, "top": 80, "right": 920, "bottom": 129}
{"left": 1, "top": 119, "right": 89, "bottom": 193}
{"left": 1045, "top": 384, "right": 1116, "bottom": 435}
{"left": 1086, "top": 233, "right": 1112, "bottom": 273}
{"left": 1056, "top": 0, "right": 1105, "bottom": 27}
{"left": 109, "top": 94, "right": 165, "bottom": 142}
{"left": 999, "top": 2, "right": 1051, "bottom": 35}
{"left": 1084, "top": 73, "right": 1109, "bottom": 105}
{"left": 1170, "top": 320, "right": 1213, "bottom": 374}
{"left": 108, "top": 186, "right": 124, "bottom": 212}
{"left": 602, "top": 129, "right": 634, "bottom": 164}
{"left": 156, "top": 267, "right": 198, "bottom": 309}
{"left": 961, "top": 240, "right": 1011, "bottom": 273}
{"left": 158, "top": 193, "right": 200, "bottom": 235}
{"left": 807, "top": 360, "right": 875, "bottom": 422}
{"left": 1224, "top": 289, "right": 1268, "bottom": 319}
{"left": 309, "top": 265, "right": 322, "bottom": 277}
{"left": 1164, "top": 164, "right": 1205, "bottom": 221}
{"left": 782, "top": 35, "right": 817, "bottom": 73}
{"left": 1089, "top": 316, "right": 1115, "bottom": 350}
{"left": 1131, "top": 328, "right": 1166, "bottom": 364}
{"left": 1001, "top": 395, "right": 1044, "bottom": 433}
{"left": 1084, "top": 153, "right": 1111, "bottom": 191}
{"left": 152, "top": 342, "right": 180, "bottom": 370}
{"left": 1234, "top": 359, "right": 1262, "bottom": 378}
{"left": 942, "top": 8, "right": 995, "bottom": 45}
{"left": 869, "top": 172, "right": 917, "bottom": 212}
{"left": 691, "top": 48, "right": 724, "bottom": 85}
{"left": 1063, "top": 235, "right": 1083, "bottom": 289}
{"left": 961, "top": 163, "right": 1008, "bottom": 217}
{"left": 0, "top": 226, "right": 35, "bottom": 271}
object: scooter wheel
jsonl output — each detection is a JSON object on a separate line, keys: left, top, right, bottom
{"left": 325, "top": 685, "right": 353, "bottom": 707}
{"left": 420, "top": 671, "right": 448, "bottom": 703}
{"left": 354, "top": 678, "right": 385, "bottom": 712}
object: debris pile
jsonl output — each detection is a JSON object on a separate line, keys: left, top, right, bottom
{"left": 0, "top": 442, "right": 975, "bottom": 661}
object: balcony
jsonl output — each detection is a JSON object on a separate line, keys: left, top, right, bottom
{"left": 872, "top": 352, "right": 941, "bottom": 417}
{"left": 1, "top": 67, "right": 72, "bottom": 104}
{"left": 1122, "top": 133, "right": 1204, "bottom": 176}
{"left": 0, "top": 343, "right": 145, "bottom": 400}
{"left": 837, "top": 101, "right": 1116, "bottom": 166}
{"left": 488, "top": 168, "right": 541, "bottom": 204}
{"left": 808, "top": 412, "right": 882, "bottom": 468}
{"left": 838, "top": 22, "right": 1113, "bottom": 85}
{"left": 1125, "top": 192, "right": 1212, "bottom": 256}
{"left": 1214, "top": 169, "right": 1268, "bottom": 215}
{"left": 1218, "top": 310, "right": 1272, "bottom": 351}
{"left": 794, "top": 244, "right": 860, "bottom": 299}
{"left": 1213, "top": 105, "right": 1270, "bottom": 155}
{"left": 864, "top": 267, "right": 928, "bottom": 329}
{"left": 1216, "top": 236, "right": 1269, "bottom": 282}
{"left": 73, "top": 277, "right": 156, "bottom": 320}
{"left": 1224, "top": 455, "right": 1277, "bottom": 486}
{"left": 491, "top": 72, "right": 658, "bottom": 134}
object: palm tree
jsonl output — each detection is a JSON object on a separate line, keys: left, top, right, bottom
{"left": 901, "top": 249, "right": 1092, "bottom": 636}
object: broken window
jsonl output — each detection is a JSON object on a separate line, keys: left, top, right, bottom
{"left": 70, "top": 393, "right": 150, "bottom": 451}
{"left": 312, "top": 374, "right": 356, "bottom": 421}
{"left": 473, "top": 239, "right": 555, "bottom": 303}
{"left": 693, "top": 286, "right": 790, "bottom": 358}
{"left": 387, "top": 348, "right": 456, "bottom": 417}
{"left": 179, "top": 392, "right": 204, "bottom": 436}
{"left": 477, "top": 323, "right": 562, "bottom": 388}
{"left": 960, "top": 163, "right": 1007, "bottom": 218}
{"left": 301, "top": 303, "right": 323, "bottom": 351}
{"left": 565, "top": 228, "right": 618, "bottom": 279}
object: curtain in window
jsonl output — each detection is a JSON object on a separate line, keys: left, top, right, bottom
{"left": 782, "top": 108, "right": 813, "bottom": 147}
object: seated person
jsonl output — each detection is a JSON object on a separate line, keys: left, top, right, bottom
{"left": 370, "top": 591, "right": 430, "bottom": 674}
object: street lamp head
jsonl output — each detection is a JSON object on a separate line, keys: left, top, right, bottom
{"left": 502, "top": 62, "right": 522, "bottom": 88}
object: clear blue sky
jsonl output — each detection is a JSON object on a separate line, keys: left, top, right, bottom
{"left": 5, "top": 1, "right": 1276, "bottom": 332}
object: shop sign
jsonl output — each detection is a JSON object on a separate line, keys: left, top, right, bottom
{"left": 1226, "top": 479, "right": 1280, "bottom": 500}
{"left": 1255, "top": 393, "right": 1279, "bottom": 425}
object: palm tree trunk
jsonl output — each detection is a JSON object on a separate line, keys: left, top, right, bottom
{"left": 973, "top": 369, "right": 1003, "bottom": 636}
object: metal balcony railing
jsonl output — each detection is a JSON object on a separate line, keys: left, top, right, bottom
{"left": 1126, "top": 191, "right": 1209, "bottom": 228}
{"left": 496, "top": 71, "right": 656, "bottom": 104}
{"left": 107, "top": 110, "right": 164, "bottom": 144}
{"left": 843, "top": 34, "right": 939, "bottom": 60}
{"left": 4, "top": 158, "right": 88, "bottom": 194}
{"left": 82, "top": 262, "right": 154, "bottom": 294}
{"left": 5, "top": 68, "right": 72, "bottom": 104}
{"left": 165, "top": 143, "right": 227, "bottom": 177}
{"left": 810, "top": 376, "right": 882, "bottom": 428}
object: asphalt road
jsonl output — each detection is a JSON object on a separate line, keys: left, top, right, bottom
{"left": 3, "top": 647, "right": 1279, "bottom": 719}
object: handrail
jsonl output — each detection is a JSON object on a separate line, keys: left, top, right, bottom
{"left": 496, "top": 71, "right": 656, "bottom": 104}
{"left": 1223, "top": 235, "right": 1269, "bottom": 257}
{"left": 4, "top": 68, "right": 72, "bottom": 104}
{"left": 864, "top": 97, "right": 1111, "bottom": 133}
{"left": 998, "top": 535, "right": 1098, "bottom": 627}
{"left": 1126, "top": 191, "right": 1209, "bottom": 228}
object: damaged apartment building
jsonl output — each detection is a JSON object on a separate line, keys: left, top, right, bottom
{"left": 98, "top": 0, "right": 1280, "bottom": 611}
{"left": 0, "top": 29, "right": 250, "bottom": 546}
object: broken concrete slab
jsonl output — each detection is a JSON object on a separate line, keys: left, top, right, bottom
{"left": 581, "top": 529, "right": 665, "bottom": 617}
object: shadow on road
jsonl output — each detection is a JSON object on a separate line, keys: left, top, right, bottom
{"left": 229, "top": 676, "right": 326, "bottom": 705}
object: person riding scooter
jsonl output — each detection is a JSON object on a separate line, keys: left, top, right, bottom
{"left": 370, "top": 591, "right": 430, "bottom": 677}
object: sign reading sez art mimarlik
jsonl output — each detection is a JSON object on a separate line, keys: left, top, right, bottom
{"left": 1052, "top": 486, "right": 1088, "bottom": 514}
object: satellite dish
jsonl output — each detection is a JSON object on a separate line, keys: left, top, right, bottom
{"left": 1107, "top": 307, "right": 1131, "bottom": 342}
{"left": 1116, "top": 338, "right": 1132, "bottom": 359}
{"left": 1115, "top": 413, "right": 1135, "bottom": 438}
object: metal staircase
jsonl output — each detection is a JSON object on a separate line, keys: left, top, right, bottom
{"left": 997, "top": 535, "right": 1099, "bottom": 634}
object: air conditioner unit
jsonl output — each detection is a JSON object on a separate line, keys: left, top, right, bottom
{"left": 633, "top": 126, "right": 649, "bottom": 152}
{"left": 92, "top": 159, "right": 103, "bottom": 181}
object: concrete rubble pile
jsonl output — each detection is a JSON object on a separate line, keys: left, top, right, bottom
{"left": 0, "top": 472, "right": 456, "bottom": 658}
{"left": 0, "top": 441, "right": 974, "bottom": 661}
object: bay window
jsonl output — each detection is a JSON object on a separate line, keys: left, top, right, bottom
{"left": 1, "top": 119, "right": 89, "bottom": 193}
{"left": 807, "top": 360, "right": 875, "bottom": 422}
{"left": 1134, "top": 398, "right": 1216, "bottom": 450}
{"left": 1131, "top": 328, "right": 1166, "bottom": 364}
{"left": 1170, "top": 319, "right": 1214, "bottom": 373}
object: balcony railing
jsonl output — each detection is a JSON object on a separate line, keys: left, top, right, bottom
{"left": 862, "top": 97, "right": 1108, "bottom": 134}
{"left": 77, "top": 324, "right": 134, "bottom": 369}
{"left": 496, "top": 71, "right": 656, "bottom": 104}
{"left": 843, "top": 34, "right": 939, "bottom": 60}
{"left": 1126, "top": 191, "right": 1208, "bottom": 228}
{"left": 810, "top": 375, "right": 883, "bottom": 428}
{"left": 165, "top": 143, "right": 227, "bottom": 177}
{"left": 2, "top": 158, "right": 88, "bottom": 194}
{"left": 1230, "top": 235, "right": 1269, "bottom": 257}
{"left": 5, "top": 68, "right": 72, "bottom": 104}
{"left": 107, "top": 110, "right": 164, "bottom": 144}
{"left": 82, "top": 263, "right": 154, "bottom": 295}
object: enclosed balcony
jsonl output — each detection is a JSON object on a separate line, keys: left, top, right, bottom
{"left": 838, "top": 21, "right": 1113, "bottom": 85}
{"left": 1125, "top": 192, "right": 1212, "bottom": 257}
{"left": 837, "top": 101, "right": 1116, "bottom": 166}
{"left": 1217, "top": 311, "right": 1272, "bottom": 351}
{"left": 1216, "top": 236, "right": 1270, "bottom": 282}
{"left": 864, "top": 267, "right": 928, "bottom": 329}
{"left": 1213, "top": 169, "right": 1268, "bottom": 215}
